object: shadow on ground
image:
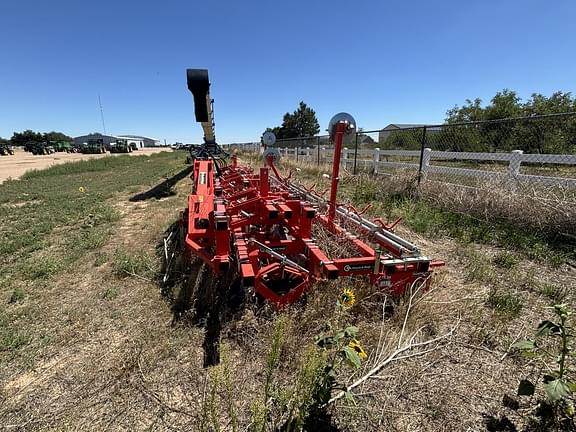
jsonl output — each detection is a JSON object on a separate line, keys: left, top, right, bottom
{"left": 129, "top": 165, "right": 193, "bottom": 202}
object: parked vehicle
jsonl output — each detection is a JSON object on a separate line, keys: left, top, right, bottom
{"left": 52, "top": 140, "right": 73, "bottom": 152}
{"left": 0, "top": 143, "right": 15, "bottom": 155}
{"left": 109, "top": 139, "right": 132, "bottom": 153}
{"left": 29, "top": 141, "right": 55, "bottom": 155}
{"left": 80, "top": 139, "right": 107, "bottom": 154}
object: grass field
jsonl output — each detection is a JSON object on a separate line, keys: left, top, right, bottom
{"left": 1, "top": 151, "right": 574, "bottom": 431}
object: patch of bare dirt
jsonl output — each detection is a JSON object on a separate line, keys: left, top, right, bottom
{"left": 0, "top": 148, "right": 171, "bottom": 183}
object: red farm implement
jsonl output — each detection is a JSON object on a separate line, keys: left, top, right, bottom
{"left": 162, "top": 69, "right": 443, "bottom": 334}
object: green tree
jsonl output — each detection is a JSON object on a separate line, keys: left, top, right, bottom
{"left": 484, "top": 90, "right": 522, "bottom": 120}
{"left": 520, "top": 92, "right": 576, "bottom": 153}
{"left": 446, "top": 98, "right": 484, "bottom": 124}
{"left": 264, "top": 126, "right": 284, "bottom": 139}
{"left": 10, "top": 130, "right": 44, "bottom": 146}
{"left": 43, "top": 131, "right": 73, "bottom": 142}
{"left": 268, "top": 102, "right": 320, "bottom": 139}
{"left": 444, "top": 90, "right": 576, "bottom": 153}
{"left": 524, "top": 92, "right": 575, "bottom": 115}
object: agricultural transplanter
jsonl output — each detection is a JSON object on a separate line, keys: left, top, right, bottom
{"left": 164, "top": 68, "right": 444, "bottom": 309}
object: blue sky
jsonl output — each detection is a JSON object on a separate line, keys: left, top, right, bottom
{"left": 1, "top": 1, "right": 575, "bottom": 144}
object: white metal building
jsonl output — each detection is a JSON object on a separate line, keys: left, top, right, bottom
{"left": 117, "top": 135, "right": 160, "bottom": 147}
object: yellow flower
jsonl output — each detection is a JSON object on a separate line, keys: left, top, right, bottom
{"left": 78, "top": 186, "right": 86, "bottom": 193}
{"left": 340, "top": 288, "right": 356, "bottom": 308}
{"left": 348, "top": 339, "right": 367, "bottom": 360}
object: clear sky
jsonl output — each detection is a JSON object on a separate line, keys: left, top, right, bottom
{"left": 1, "top": 1, "right": 575, "bottom": 144}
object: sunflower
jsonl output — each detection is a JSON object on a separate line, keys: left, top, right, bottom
{"left": 348, "top": 339, "right": 368, "bottom": 360}
{"left": 78, "top": 186, "right": 86, "bottom": 193}
{"left": 340, "top": 288, "right": 356, "bottom": 308}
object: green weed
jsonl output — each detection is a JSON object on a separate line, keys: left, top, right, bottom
{"left": 8, "top": 287, "right": 25, "bottom": 304}
{"left": 486, "top": 288, "right": 523, "bottom": 318}
{"left": 513, "top": 304, "right": 575, "bottom": 418}
{"left": 94, "top": 252, "right": 109, "bottom": 267}
{"left": 539, "top": 283, "right": 568, "bottom": 303}
{"left": 112, "top": 249, "right": 154, "bottom": 278}
{"left": 493, "top": 251, "right": 519, "bottom": 269}
{"left": 351, "top": 176, "right": 380, "bottom": 203}
{"left": 20, "top": 256, "right": 64, "bottom": 280}
{"left": 464, "top": 251, "right": 496, "bottom": 284}
{"left": 0, "top": 327, "right": 31, "bottom": 352}
{"left": 102, "top": 286, "right": 120, "bottom": 300}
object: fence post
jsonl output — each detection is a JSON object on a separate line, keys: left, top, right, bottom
{"left": 373, "top": 148, "right": 380, "bottom": 174}
{"left": 343, "top": 147, "right": 348, "bottom": 170}
{"left": 508, "top": 150, "right": 523, "bottom": 178}
{"left": 305, "top": 147, "right": 310, "bottom": 162}
{"left": 296, "top": 146, "right": 299, "bottom": 162}
{"left": 420, "top": 148, "right": 432, "bottom": 180}
{"left": 417, "top": 126, "right": 428, "bottom": 184}
{"left": 353, "top": 133, "right": 359, "bottom": 175}
{"left": 317, "top": 137, "right": 320, "bottom": 166}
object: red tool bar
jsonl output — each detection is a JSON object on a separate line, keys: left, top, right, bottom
{"left": 328, "top": 121, "right": 347, "bottom": 224}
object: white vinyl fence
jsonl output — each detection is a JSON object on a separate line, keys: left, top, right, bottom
{"left": 278, "top": 147, "right": 576, "bottom": 189}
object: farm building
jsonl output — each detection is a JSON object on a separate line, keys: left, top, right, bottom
{"left": 117, "top": 135, "right": 160, "bottom": 147}
{"left": 378, "top": 124, "right": 441, "bottom": 142}
{"left": 357, "top": 134, "right": 376, "bottom": 146}
{"left": 73, "top": 134, "right": 117, "bottom": 147}
{"left": 73, "top": 134, "right": 160, "bottom": 148}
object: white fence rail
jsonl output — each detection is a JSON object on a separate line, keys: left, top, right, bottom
{"left": 277, "top": 146, "right": 576, "bottom": 189}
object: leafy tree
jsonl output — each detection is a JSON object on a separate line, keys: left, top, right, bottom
{"left": 268, "top": 102, "right": 320, "bottom": 139}
{"left": 380, "top": 129, "right": 422, "bottom": 150}
{"left": 484, "top": 90, "right": 522, "bottom": 120}
{"left": 264, "top": 126, "right": 284, "bottom": 139}
{"left": 524, "top": 91, "right": 576, "bottom": 115}
{"left": 10, "top": 130, "right": 44, "bottom": 146}
{"left": 43, "top": 131, "right": 73, "bottom": 142}
{"left": 444, "top": 90, "right": 576, "bottom": 153}
{"left": 446, "top": 98, "right": 484, "bottom": 124}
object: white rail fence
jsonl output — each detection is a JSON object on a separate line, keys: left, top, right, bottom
{"left": 277, "top": 146, "right": 576, "bottom": 189}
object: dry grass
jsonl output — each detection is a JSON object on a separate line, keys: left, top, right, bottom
{"left": 418, "top": 177, "right": 576, "bottom": 239}
{"left": 1, "top": 153, "right": 575, "bottom": 431}
{"left": 269, "top": 151, "right": 575, "bottom": 244}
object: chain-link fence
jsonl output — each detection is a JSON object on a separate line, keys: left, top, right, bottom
{"left": 224, "top": 113, "right": 576, "bottom": 235}
{"left": 221, "top": 142, "right": 260, "bottom": 153}
{"left": 267, "top": 113, "right": 576, "bottom": 192}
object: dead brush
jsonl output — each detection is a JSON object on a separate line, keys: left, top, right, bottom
{"left": 418, "top": 177, "right": 576, "bottom": 237}
{"left": 337, "top": 170, "right": 419, "bottom": 209}
{"left": 311, "top": 223, "right": 359, "bottom": 260}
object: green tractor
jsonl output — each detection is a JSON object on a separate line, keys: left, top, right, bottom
{"left": 80, "top": 139, "right": 107, "bottom": 154}
{"left": 0, "top": 142, "right": 15, "bottom": 155}
{"left": 109, "top": 139, "right": 133, "bottom": 153}
{"left": 30, "top": 141, "right": 55, "bottom": 155}
{"left": 52, "top": 140, "right": 73, "bottom": 153}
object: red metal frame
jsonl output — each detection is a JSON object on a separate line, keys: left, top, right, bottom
{"left": 183, "top": 121, "right": 444, "bottom": 308}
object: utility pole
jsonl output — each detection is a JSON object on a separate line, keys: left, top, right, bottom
{"left": 98, "top": 94, "right": 107, "bottom": 136}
